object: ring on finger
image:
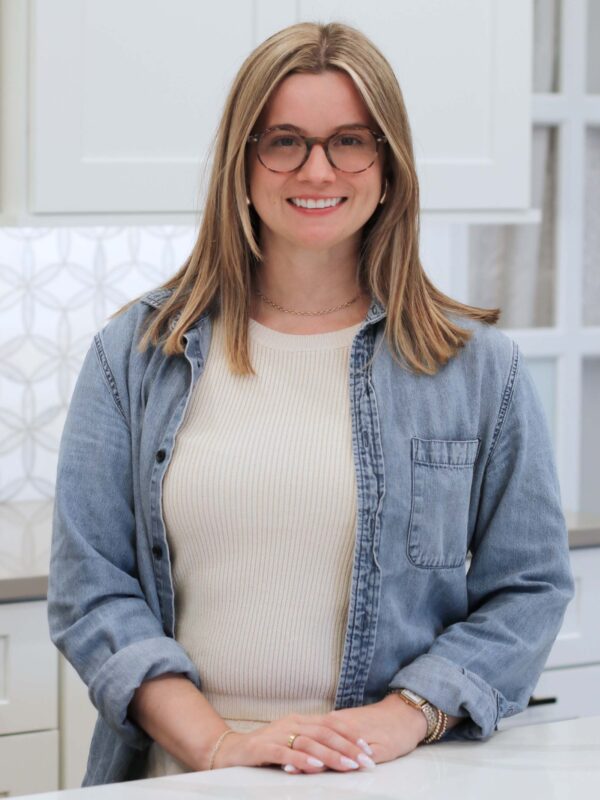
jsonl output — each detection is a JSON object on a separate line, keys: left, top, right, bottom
{"left": 287, "top": 733, "right": 300, "bottom": 749}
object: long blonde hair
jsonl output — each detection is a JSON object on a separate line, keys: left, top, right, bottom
{"left": 109, "top": 21, "right": 499, "bottom": 375}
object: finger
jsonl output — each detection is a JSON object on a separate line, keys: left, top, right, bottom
{"left": 269, "top": 744, "right": 327, "bottom": 774}
{"left": 291, "top": 730, "right": 375, "bottom": 772}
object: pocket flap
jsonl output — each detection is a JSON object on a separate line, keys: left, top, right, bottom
{"left": 412, "top": 437, "right": 480, "bottom": 467}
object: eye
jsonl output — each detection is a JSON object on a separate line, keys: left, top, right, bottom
{"left": 332, "top": 130, "right": 371, "bottom": 147}
{"left": 263, "top": 132, "right": 303, "bottom": 149}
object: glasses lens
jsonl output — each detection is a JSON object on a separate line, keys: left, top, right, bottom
{"left": 258, "top": 130, "right": 306, "bottom": 171}
{"left": 329, "top": 129, "right": 378, "bottom": 171}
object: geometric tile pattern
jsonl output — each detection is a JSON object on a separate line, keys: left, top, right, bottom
{"left": 0, "top": 225, "right": 196, "bottom": 501}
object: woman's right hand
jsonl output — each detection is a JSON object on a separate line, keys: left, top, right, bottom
{"left": 212, "top": 712, "right": 376, "bottom": 774}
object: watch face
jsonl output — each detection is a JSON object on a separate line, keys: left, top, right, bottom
{"left": 402, "top": 689, "right": 425, "bottom": 706}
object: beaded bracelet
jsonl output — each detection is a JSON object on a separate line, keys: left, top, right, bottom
{"left": 422, "top": 708, "right": 448, "bottom": 744}
{"left": 208, "top": 729, "right": 236, "bottom": 770}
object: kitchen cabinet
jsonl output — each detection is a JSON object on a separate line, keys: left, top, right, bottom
{"left": 498, "top": 545, "right": 600, "bottom": 730}
{"left": 0, "top": 0, "right": 533, "bottom": 225}
{"left": 0, "top": 601, "right": 59, "bottom": 796}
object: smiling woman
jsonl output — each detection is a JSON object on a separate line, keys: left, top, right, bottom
{"left": 47, "top": 19, "right": 574, "bottom": 789}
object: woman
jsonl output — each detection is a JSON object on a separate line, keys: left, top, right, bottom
{"left": 48, "top": 21, "right": 574, "bottom": 786}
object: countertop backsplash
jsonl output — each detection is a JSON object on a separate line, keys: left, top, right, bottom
{"left": 0, "top": 225, "right": 197, "bottom": 504}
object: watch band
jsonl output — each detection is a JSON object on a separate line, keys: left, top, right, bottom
{"left": 387, "top": 688, "right": 448, "bottom": 743}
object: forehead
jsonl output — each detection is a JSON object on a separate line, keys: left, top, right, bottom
{"left": 258, "top": 70, "right": 375, "bottom": 134}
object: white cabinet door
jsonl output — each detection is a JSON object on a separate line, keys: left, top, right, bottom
{"left": 0, "top": 730, "right": 58, "bottom": 796}
{"left": 0, "top": 601, "right": 57, "bottom": 736}
{"left": 30, "top": 0, "right": 292, "bottom": 215}
{"left": 29, "top": 0, "right": 531, "bottom": 214}
{"left": 497, "top": 664, "right": 600, "bottom": 730}
{"left": 544, "top": 548, "right": 600, "bottom": 669}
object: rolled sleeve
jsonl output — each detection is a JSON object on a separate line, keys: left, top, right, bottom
{"left": 89, "top": 637, "right": 200, "bottom": 748}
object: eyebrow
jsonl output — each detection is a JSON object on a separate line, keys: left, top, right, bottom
{"left": 267, "top": 122, "right": 370, "bottom": 134}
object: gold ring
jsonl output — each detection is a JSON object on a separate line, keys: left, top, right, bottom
{"left": 287, "top": 733, "right": 300, "bottom": 749}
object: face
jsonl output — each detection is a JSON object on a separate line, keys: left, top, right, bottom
{"left": 246, "top": 70, "right": 385, "bottom": 255}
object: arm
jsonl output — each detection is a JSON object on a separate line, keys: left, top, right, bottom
{"left": 47, "top": 336, "right": 201, "bottom": 748}
{"left": 388, "top": 344, "right": 575, "bottom": 738}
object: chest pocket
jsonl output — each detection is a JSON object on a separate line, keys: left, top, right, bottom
{"left": 407, "top": 437, "right": 480, "bottom": 568}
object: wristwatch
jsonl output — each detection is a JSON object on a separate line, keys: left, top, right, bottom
{"left": 386, "top": 688, "right": 448, "bottom": 743}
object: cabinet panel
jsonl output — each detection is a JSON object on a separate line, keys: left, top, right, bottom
{"left": 0, "top": 730, "right": 58, "bottom": 796}
{"left": 30, "top": 0, "right": 291, "bottom": 214}
{"left": 544, "top": 548, "right": 600, "bottom": 669}
{"left": 0, "top": 601, "right": 57, "bottom": 736}
{"left": 295, "top": 0, "right": 532, "bottom": 210}
{"left": 497, "top": 664, "right": 600, "bottom": 730}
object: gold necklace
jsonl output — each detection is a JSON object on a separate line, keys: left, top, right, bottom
{"left": 255, "top": 289, "right": 362, "bottom": 317}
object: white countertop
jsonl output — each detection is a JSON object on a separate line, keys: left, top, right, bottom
{"left": 15, "top": 716, "right": 600, "bottom": 799}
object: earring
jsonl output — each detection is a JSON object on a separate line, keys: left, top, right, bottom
{"left": 246, "top": 194, "right": 251, "bottom": 206}
{"left": 379, "top": 178, "right": 388, "bottom": 205}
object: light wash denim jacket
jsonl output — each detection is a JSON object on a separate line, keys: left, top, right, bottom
{"left": 47, "top": 287, "right": 574, "bottom": 786}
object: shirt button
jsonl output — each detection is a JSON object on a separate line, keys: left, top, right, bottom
{"left": 152, "top": 544, "right": 163, "bottom": 559}
{"left": 156, "top": 449, "right": 166, "bottom": 463}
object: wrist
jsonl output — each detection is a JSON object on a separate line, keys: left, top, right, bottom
{"left": 209, "top": 729, "right": 244, "bottom": 770}
{"left": 383, "top": 692, "right": 428, "bottom": 743}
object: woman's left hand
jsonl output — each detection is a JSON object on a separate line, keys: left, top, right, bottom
{"left": 286, "top": 693, "right": 428, "bottom": 772}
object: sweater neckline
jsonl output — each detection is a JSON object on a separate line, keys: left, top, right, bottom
{"left": 246, "top": 317, "right": 364, "bottom": 351}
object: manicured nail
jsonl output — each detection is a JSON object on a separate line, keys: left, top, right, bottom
{"left": 307, "top": 757, "right": 324, "bottom": 767}
{"left": 357, "top": 753, "right": 376, "bottom": 770}
{"left": 283, "top": 764, "right": 299, "bottom": 773}
{"left": 357, "top": 738, "right": 373, "bottom": 755}
{"left": 340, "top": 756, "right": 360, "bottom": 769}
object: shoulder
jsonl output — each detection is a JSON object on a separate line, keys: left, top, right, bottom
{"left": 96, "top": 288, "right": 175, "bottom": 352}
{"left": 445, "top": 312, "right": 518, "bottom": 383}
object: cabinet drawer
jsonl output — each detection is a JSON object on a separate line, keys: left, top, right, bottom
{"left": 545, "top": 548, "right": 600, "bottom": 668}
{"left": 498, "top": 664, "right": 600, "bottom": 730}
{"left": 0, "top": 601, "right": 58, "bottom": 735}
{"left": 0, "top": 729, "right": 58, "bottom": 795}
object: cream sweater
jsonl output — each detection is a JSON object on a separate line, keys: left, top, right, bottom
{"left": 143, "top": 314, "right": 363, "bottom": 777}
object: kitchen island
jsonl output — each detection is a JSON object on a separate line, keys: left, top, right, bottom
{"left": 14, "top": 715, "right": 600, "bottom": 799}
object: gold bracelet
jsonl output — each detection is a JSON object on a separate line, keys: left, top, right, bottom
{"left": 208, "top": 729, "right": 235, "bottom": 770}
{"left": 423, "top": 709, "right": 448, "bottom": 744}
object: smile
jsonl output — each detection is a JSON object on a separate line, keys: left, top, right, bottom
{"left": 288, "top": 197, "right": 347, "bottom": 209}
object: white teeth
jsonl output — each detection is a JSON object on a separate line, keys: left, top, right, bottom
{"left": 290, "top": 197, "right": 345, "bottom": 209}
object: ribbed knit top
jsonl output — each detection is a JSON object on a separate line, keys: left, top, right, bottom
{"left": 143, "top": 313, "right": 364, "bottom": 777}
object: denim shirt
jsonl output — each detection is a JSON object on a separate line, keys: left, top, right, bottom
{"left": 47, "top": 287, "right": 574, "bottom": 786}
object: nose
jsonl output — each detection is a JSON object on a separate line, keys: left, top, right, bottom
{"left": 296, "top": 142, "right": 336, "bottom": 181}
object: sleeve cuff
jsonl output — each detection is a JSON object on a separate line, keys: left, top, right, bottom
{"left": 88, "top": 636, "right": 201, "bottom": 749}
{"left": 388, "top": 653, "right": 515, "bottom": 740}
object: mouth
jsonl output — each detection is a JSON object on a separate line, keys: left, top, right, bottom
{"left": 286, "top": 197, "right": 348, "bottom": 213}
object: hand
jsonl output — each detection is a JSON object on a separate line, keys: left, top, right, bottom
{"left": 316, "top": 694, "right": 428, "bottom": 767}
{"left": 211, "top": 711, "right": 378, "bottom": 773}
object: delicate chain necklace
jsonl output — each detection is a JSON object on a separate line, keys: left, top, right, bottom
{"left": 255, "top": 289, "right": 362, "bottom": 316}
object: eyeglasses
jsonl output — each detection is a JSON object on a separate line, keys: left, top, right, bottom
{"left": 246, "top": 125, "right": 387, "bottom": 173}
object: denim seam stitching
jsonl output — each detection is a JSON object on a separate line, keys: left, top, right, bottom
{"left": 93, "top": 333, "right": 130, "bottom": 429}
{"left": 484, "top": 341, "right": 519, "bottom": 469}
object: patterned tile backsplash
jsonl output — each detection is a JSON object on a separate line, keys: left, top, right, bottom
{"left": 0, "top": 226, "right": 197, "bottom": 501}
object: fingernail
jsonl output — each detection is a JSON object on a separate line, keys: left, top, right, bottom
{"left": 357, "top": 753, "right": 376, "bottom": 770}
{"left": 283, "top": 764, "right": 299, "bottom": 773}
{"left": 357, "top": 738, "right": 373, "bottom": 756}
{"left": 340, "top": 756, "right": 360, "bottom": 769}
{"left": 307, "top": 757, "right": 324, "bottom": 767}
